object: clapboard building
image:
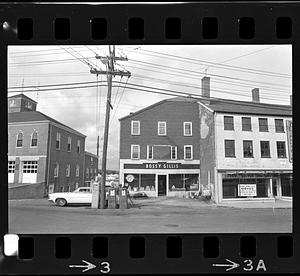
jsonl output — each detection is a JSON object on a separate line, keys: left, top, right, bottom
{"left": 8, "top": 94, "right": 86, "bottom": 198}
{"left": 84, "top": 151, "right": 99, "bottom": 186}
{"left": 119, "top": 97, "right": 200, "bottom": 197}
{"left": 198, "top": 78, "right": 293, "bottom": 203}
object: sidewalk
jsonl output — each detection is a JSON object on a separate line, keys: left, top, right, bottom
{"left": 217, "top": 198, "right": 292, "bottom": 209}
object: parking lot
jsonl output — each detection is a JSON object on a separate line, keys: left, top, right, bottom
{"left": 8, "top": 197, "right": 292, "bottom": 234}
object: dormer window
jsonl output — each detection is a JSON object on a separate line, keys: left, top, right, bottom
{"left": 9, "top": 99, "right": 16, "bottom": 107}
{"left": 25, "top": 101, "right": 33, "bottom": 110}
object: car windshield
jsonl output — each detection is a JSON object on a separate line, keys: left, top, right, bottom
{"left": 74, "top": 188, "right": 91, "bottom": 193}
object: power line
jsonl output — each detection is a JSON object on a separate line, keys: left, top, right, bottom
{"left": 8, "top": 81, "right": 291, "bottom": 109}
{"left": 127, "top": 47, "right": 291, "bottom": 78}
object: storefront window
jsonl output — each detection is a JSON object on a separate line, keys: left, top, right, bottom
{"left": 223, "top": 177, "right": 268, "bottom": 198}
{"left": 124, "top": 174, "right": 139, "bottom": 192}
{"left": 140, "top": 174, "right": 155, "bottom": 191}
{"left": 169, "top": 174, "right": 199, "bottom": 191}
{"left": 281, "top": 174, "right": 292, "bottom": 197}
{"left": 169, "top": 174, "right": 184, "bottom": 191}
{"left": 184, "top": 174, "right": 199, "bottom": 191}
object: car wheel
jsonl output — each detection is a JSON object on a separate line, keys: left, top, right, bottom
{"left": 56, "top": 198, "right": 67, "bottom": 207}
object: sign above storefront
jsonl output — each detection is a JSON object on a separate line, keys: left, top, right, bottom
{"left": 238, "top": 184, "right": 257, "bottom": 197}
{"left": 124, "top": 162, "right": 199, "bottom": 170}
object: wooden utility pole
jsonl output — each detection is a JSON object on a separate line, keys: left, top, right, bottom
{"left": 91, "top": 45, "right": 130, "bottom": 209}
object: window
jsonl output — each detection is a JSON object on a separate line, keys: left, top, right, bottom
{"left": 66, "top": 164, "right": 70, "bottom": 177}
{"left": 25, "top": 101, "right": 33, "bottom": 109}
{"left": 8, "top": 161, "right": 16, "bottom": 173}
{"left": 224, "top": 116, "right": 234, "bottom": 130}
{"left": 260, "top": 141, "right": 271, "bottom": 158}
{"left": 131, "top": 120, "right": 140, "bottom": 135}
{"left": 23, "top": 161, "right": 38, "bottom": 173}
{"left": 91, "top": 156, "right": 93, "bottom": 162}
{"left": 54, "top": 162, "right": 59, "bottom": 177}
{"left": 147, "top": 145, "right": 153, "bottom": 159}
{"left": 275, "top": 119, "right": 284, "bottom": 132}
{"left": 67, "top": 136, "right": 71, "bottom": 152}
{"left": 86, "top": 168, "right": 89, "bottom": 177}
{"left": 243, "top": 140, "right": 254, "bottom": 157}
{"left": 224, "top": 140, "right": 235, "bottom": 157}
{"left": 76, "top": 164, "right": 80, "bottom": 177}
{"left": 242, "top": 117, "right": 252, "bottom": 131}
{"left": 184, "top": 122, "right": 193, "bottom": 136}
{"left": 131, "top": 145, "right": 140, "bottom": 159}
{"left": 56, "top": 133, "right": 61, "bottom": 149}
{"left": 94, "top": 168, "right": 97, "bottom": 175}
{"left": 259, "top": 118, "right": 268, "bottom": 132}
{"left": 277, "top": 141, "right": 287, "bottom": 158}
{"left": 9, "top": 99, "right": 16, "bottom": 107}
{"left": 31, "top": 131, "right": 38, "bottom": 147}
{"left": 77, "top": 140, "right": 81, "bottom": 153}
{"left": 16, "top": 132, "right": 23, "bottom": 147}
{"left": 171, "top": 146, "right": 177, "bottom": 160}
{"left": 158, "top": 121, "right": 167, "bottom": 136}
{"left": 184, "top": 145, "right": 193, "bottom": 160}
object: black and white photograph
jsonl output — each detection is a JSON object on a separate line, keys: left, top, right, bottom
{"left": 7, "top": 45, "right": 292, "bottom": 234}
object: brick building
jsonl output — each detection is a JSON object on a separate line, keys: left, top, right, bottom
{"left": 198, "top": 78, "right": 292, "bottom": 203}
{"left": 84, "top": 151, "right": 99, "bottom": 186}
{"left": 8, "top": 94, "right": 86, "bottom": 198}
{"left": 119, "top": 77, "right": 292, "bottom": 202}
{"left": 119, "top": 97, "right": 200, "bottom": 197}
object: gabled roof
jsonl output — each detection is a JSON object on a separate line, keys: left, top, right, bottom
{"left": 202, "top": 98, "right": 292, "bottom": 116}
{"left": 119, "top": 95, "right": 292, "bottom": 121}
{"left": 8, "top": 111, "right": 86, "bottom": 137}
{"left": 119, "top": 97, "right": 197, "bottom": 121}
{"left": 8, "top": 93, "right": 37, "bottom": 104}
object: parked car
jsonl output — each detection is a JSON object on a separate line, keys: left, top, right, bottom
{"left": 48, "top": 186, "right": 111, "bottom": 207}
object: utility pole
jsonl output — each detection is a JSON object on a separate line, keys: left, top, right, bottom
{"left": 91, "top": 45, "right": 131, "bottom": 209}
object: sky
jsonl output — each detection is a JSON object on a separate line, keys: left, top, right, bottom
{"left": 8, "top": 45, "right": 292, "bottom": 170}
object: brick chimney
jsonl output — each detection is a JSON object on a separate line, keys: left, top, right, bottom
{"left": 201, "top": 76, "right": 210, "bottom": 99}
{"left": 252, "top": 88, "right": 260, "bottom": 103}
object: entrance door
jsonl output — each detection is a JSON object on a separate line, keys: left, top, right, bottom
{"left": 158, "top": 175, "right": 167, "bottom": 196}
{"left": 272, "top": 179, "right": 277, "bottom": 197}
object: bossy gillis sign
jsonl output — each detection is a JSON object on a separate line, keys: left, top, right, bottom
{"left": 124, "top": 162, "right": 199, "bottom": 170}
{"left": 145, "top": 163, "right": 179, "bottom": 169}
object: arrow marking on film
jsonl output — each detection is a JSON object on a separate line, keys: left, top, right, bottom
{"left": 69, "top": 260, "right": 96, "bottom": 272}
{"left": 212, "top": 259, "right": 240, "bottom": 271}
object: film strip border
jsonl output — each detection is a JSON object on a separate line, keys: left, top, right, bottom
{"left": 1, "top": 234, "right": 295, "bottom": 274}
{"left": 0, "top": 2, "right": 299, "bottom": 274}
{"left": 0, "top": 3, "right": 298, "bottom": 43}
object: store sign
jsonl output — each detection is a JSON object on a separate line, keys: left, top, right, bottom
{"left": 238, "top": 184, "right": 257, "bottom": 197}
{"left": 124, "top": 163, "right": 199, "bottom": 170}
{"left": 125, "top": 174, "right": 135, "bottom": 182}
{"left": 286, "top": 120, "right": 292, "bottom": 163}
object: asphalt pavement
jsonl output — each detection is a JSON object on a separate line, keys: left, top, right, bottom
{"left": 8, "top": 197, "right": 292, "bottom": 234}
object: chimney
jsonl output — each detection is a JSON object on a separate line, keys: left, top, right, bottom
{"left": 201, "top": 76, "right": 210, "bottom": 99}
{"left": 252, "top": 88, "right": 260, "bottom": 103}
{"left": 290, "top": 95, "right": 292, "bottom": 106}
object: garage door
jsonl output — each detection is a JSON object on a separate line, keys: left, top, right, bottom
{"left": 22, "top": 161, "right": 38, "bottom": 183}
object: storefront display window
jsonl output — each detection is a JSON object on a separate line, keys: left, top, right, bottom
{"left": 281, "top": 174, "right": 292, "bottom": 196}
{"left": 222, "top": 177, "right": 268, "bottom": 198}
{"left": 185, "top": 174, "right": 199, "bottom": 191}
{"left": 169, "top": 174, "right": 184, "bottom": 191}
{"left": 169, "top": 174, "right": 199, "bottom": 191}
{"left": 124, "top": 174, "right": 139, "bottom": 192}
{"left": 140, "top": 174, "right": 155, "bottom": 191}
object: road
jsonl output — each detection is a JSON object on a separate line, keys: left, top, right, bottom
{"left": 8, "top": 198, "right": 292, "bottom": 234}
